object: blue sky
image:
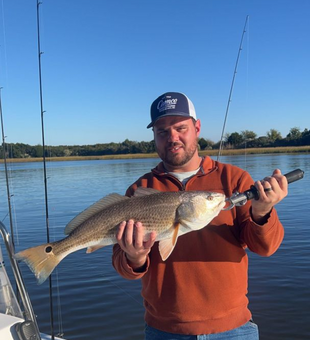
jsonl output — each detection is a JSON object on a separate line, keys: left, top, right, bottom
{"left": 0, "top": 0, "right": 309, "bottom": 146}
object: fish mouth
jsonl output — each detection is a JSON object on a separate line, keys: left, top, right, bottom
{"left": 213, "top": 195, "right": 227, "bottom": 211}
{"left": 218, "top": 199, "right": 227, "bottom": 210}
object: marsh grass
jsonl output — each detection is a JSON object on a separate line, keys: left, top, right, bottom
{"left": 2, "top": 146, "right": 309, "bottom": 163}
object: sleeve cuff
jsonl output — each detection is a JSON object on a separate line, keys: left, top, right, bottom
{"left": 120, "top": 251, "right": 150, "bottom": 279}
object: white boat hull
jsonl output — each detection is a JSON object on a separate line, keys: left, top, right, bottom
{"left": 0, "top": 312, "right": 65, "bottom": 340}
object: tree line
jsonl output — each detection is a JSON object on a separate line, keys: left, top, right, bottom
{"left": 1, "top": 127, "right": 309, "bottom": 159}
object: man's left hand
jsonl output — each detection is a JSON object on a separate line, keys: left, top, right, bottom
{"left": 251, "top": 169, "right": 288, "bottom": 224}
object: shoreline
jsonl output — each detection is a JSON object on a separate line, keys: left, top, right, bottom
{"left": 1, "top": 146, "right": 309, "bottom": 163}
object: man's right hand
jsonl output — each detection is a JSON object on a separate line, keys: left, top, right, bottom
{"left": 116, "top": 220, "right": 157, "bottom": 271}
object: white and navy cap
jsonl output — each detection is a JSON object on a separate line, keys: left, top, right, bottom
{"left": 147, "top": 92, "right": 197, "bottom": 129}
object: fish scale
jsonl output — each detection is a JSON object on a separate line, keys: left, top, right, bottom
{"left": 69, "top": 193, "right": 179, "bottom": 240}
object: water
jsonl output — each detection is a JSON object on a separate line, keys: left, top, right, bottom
{"left": 0, "top": 154, "right": 309, "bottom": 339}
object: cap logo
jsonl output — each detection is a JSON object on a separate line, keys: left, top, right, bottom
{"left": 147, "top": 92, "right": 196, "bottom": 128}
{"left": 157, "top": 98, "right": 178, "bottom": 113}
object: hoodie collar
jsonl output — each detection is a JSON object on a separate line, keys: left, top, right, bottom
{"left": 152, "top": 156, "right": 217, "bottom": 176}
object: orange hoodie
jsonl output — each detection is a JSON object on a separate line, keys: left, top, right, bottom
{"left": 112, "top": 156, "right": 284, "bottom": 335}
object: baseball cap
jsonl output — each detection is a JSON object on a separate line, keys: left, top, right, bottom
{"left": 147, "top": 92, "right": 197, "bottom": 129}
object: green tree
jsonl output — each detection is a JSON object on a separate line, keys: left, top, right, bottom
{"left": 241, "top": 130, "right": 257, "bottom": 141}
{"left": 286, "top": 127, "right": 302, "bottom": 140}
{"left": 301, "top": 128, "right": 310, "bottom": 145}
{"left": 198, "top": 138, "right": 214, "bottom": 150}
{"left": 267, "top": 129, "right": 282, "bottom": 143}
{"left": 227, "top": 132, "right": 243, "bottom": 148}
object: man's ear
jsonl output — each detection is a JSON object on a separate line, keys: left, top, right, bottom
{"left": 195, "top": 119, "right": 201, "bottom": 136}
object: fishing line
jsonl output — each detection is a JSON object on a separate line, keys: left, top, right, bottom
{"left": 54, "top": 269, "right": 65, "bottom": 338}
{"left": 244, "top": 17, "right": 250, "bottom": 170}
{"left": 1, "top": 142, "right": 20, "bottom": 245}
{"left": 103, "top": 275, "right": 144, "bottom": 307}
{"left": 48, "top": 203, "right": 65, "bottom": 338}
{"left": 0, "top": 87, "right": 15, "bottom": 247}
{"left": 217, "top": 15, "right": 249, "bottom": 161}
{"left": 4, "top": 152, "right": 20, "bottom": 245}
{"left": 0, "top": 69, "right": 23, "bottom": 316}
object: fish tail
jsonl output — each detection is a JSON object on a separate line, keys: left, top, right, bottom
{"left": 14, "top": 243, "right": 62, "bottom": 285}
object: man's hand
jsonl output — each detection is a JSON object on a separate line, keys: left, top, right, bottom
{"left": 251, "top": 169, "right": 288, "bottom": 224}
{"left": 116, "top": 220, "right": 156, "bottom": 270}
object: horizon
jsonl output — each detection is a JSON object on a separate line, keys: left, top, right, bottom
{"left": 2, "top": 125, "right": 307, "bottom": 148}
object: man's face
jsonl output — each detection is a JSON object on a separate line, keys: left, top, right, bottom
{"left": 153, "top": 116, "right": 201, "bottom": 170}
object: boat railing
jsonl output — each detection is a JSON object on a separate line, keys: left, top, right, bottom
{"left": 0, "top": 221, "right": 41, "bottom": 338}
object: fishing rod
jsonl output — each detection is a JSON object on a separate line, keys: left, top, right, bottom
{"left": 36, "top": 1, "right": 56, "bottom": 339}
{"left": 0, "top": 87, "right": 15, "bottom": 248}
{"left": 217, "top": 15, "right": 249, "bottom": 161}
{"left": 224, "top": 168, "right": 304, "bottom": 210}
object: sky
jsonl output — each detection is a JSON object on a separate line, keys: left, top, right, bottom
{"left": 0, "top": 0, "right": 309, "bottom": 146}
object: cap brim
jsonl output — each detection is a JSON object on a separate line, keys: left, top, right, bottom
{"left": 146, "top": 112, "right": 193, "bottom": 129}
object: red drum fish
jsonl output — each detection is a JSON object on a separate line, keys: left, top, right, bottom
{"left": 15, "top": 188, "right": 225, "bottom": 284}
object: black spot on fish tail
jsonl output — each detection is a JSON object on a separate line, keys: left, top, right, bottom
{"left": 45, "top": 246, "right": 53, "bottom": 253}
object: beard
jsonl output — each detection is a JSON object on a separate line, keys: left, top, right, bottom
{"left": 156, "top": 139, "right": 198, "bottom": 168}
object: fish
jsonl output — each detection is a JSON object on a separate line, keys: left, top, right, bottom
{"left": 14, "top": 187, "right": 226, "bottom": 284}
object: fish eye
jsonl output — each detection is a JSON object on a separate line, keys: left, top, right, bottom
{"left": 45, "top": 246, "right": 53, "bottom": 253}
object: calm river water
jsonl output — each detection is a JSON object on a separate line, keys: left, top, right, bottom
{"left": 0, "top": 154, "right": 309, "bottom": 340}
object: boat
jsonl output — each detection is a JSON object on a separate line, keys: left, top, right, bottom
{"left": 0, "top": 222, "right": 65, "bottom": 340}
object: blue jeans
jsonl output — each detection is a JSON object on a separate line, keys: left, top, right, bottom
{"left": 145, "top": 321, "right": 259, "bottom": 340}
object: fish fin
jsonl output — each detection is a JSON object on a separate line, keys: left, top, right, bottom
{"left": 14, "top": 243, "right": 62, "bottom": 285}
{"left": 133, "top": 187, "right": 162, "bottom": 197}
{"left": 64, "top": 193, "right": 129, "bottom": 235}
{"left": 158, "top": 223, "right": 180, "bottom": 261}
{"left": 86, "top": 244, "right": 105, "bottom": 253}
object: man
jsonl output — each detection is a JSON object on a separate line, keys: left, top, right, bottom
{"left": 112, "top": 92, "right": 287, "bottom": 339}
